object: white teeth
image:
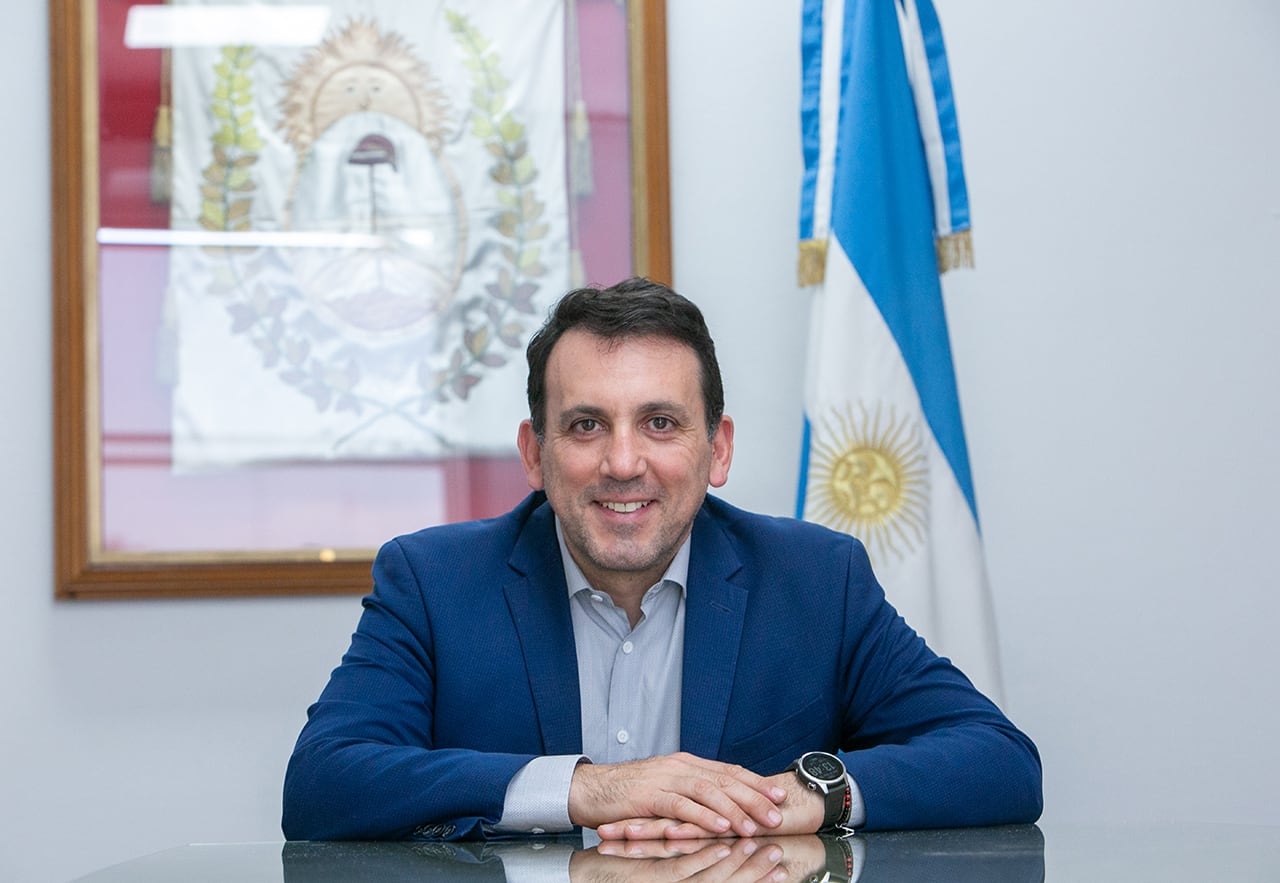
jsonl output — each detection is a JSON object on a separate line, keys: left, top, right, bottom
{"left": 602, "top": 501, "right": 649, "bottom": 513}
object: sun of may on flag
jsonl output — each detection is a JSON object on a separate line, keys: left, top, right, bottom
{"left": 796, "top": 0, "right": 1003, "bottom": 703}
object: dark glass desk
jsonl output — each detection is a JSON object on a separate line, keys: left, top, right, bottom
{"left": 73, "top": 824, "right": 1280, "bottom": 881}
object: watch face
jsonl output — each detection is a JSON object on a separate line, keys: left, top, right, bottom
{"left": 801, "top": 752, "right": 844, "bottom": 783}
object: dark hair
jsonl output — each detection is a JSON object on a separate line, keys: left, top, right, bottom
{"left": 526, "top": 277, "right": 725, "bottom": 440}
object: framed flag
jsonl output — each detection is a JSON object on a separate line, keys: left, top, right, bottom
{"left": 51, "top": 0, "right": 671, "bottom": 599}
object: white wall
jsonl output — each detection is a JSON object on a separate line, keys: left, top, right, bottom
{"left": 4, "top": 1, "right": 1278, "bottom": 879}
{"left": 670, "top": 0, "right": 1280, "bottom": 831}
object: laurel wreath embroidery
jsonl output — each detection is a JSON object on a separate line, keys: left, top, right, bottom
{"left": 436, "top": 10, "right": 550, "bottom": 403}
{"left": 198, "top": 47, "right": 262, "bottom": 233}
{"left": 191, "top": 15, "right": 554, "bottom": 453}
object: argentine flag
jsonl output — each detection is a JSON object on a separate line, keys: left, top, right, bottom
{"left": 796, "top": 0, "right": 1003, "bottom": 702}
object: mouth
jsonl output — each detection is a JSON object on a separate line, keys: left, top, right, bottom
{"left": 599, "top": 500, "right": 651, "bottom": 514}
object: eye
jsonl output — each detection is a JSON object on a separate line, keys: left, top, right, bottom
{"left": 573, "top": 418, "right": 600, "bottom": 434}
{"left": 648, "top": 416, "right": 674, "bottom": 431}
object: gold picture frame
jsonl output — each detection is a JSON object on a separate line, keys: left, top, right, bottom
{"left": 51, "top": 0, "right": 671, "bottom": 599}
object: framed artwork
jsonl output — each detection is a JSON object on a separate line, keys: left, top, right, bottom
{"left": 51, "top": 0, "right": 671, "bottom": 599}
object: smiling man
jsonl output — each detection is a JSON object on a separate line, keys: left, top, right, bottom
{"left": 283, "top": 278, "right": 1042, "bottom": 843}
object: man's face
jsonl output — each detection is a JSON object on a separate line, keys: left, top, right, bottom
{"left": 517, "top": 330, "right": 733, "bottom": 595}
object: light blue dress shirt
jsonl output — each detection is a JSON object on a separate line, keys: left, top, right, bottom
{"left": 493, "top": 518, "right": 866, "bottom": 833}
{"left": 493, "top": 520, "right": 688, "bottom": 833}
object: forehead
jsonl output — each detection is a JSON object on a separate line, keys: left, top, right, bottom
{"left": 545, "top": 330, "right": 703, "bottom": 403}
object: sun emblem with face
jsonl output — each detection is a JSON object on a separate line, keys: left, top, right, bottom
{"left": 275, "top": 18, "right": 467, "bottom": 340}
{"left": 279, "top": 19, "right": 450, "bottom": 158}
{"left": 805, "top": 401, "right": 930, "bottom": 564}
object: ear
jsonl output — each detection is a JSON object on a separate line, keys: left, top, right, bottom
{"left": 516, "top": 420, "right": 546, "bottom": 490}
{"left": 708, "top": 415, "right": 734, "bottom": 489}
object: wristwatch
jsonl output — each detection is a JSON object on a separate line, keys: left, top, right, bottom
{"left": 786, "top": 751, "right": 852, "bottom": 831}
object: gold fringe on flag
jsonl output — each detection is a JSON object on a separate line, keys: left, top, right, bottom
{"left": 149, "top": 105, "right": 172, "bottom": 204}
{"left": 936, "top": 229, "right": 974, "bottom": 273}
{"left": 797, "top": 238, "right": 828, "bottom": 286}
{"left": 150, "top": 43, "right": 173, "bottom": 205}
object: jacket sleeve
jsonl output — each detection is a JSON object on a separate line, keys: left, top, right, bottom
{"left": 282, "top": 538, "right": 534, "bottom": 841}
{"left": 833, "top": 537, "right": 1044, "bottom": 830}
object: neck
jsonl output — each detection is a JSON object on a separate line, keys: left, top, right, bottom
{"left": 579, "top": 568, "right": 662, "bottom": 629}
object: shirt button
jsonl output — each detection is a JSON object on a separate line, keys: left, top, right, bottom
{"left": 616, "top": 729, "right": 630, "bottom": 744}
{"left": 531, "top": 827, "right": 545, "bottom": 835}
{"left": 622, "top": 641, "right": 634, "bottom": 654}
{"left": 591, "top": 594, "right": 604, "bottom": 603}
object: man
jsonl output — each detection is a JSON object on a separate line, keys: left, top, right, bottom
{"left": 283, "top": 277, "right": 1042, "bottom": 841}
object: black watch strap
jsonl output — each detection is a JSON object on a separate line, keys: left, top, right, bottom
{"left": 824, "top": 778, "right": 852, "bottom": 830}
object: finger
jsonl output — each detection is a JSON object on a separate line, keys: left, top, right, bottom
{"left": 658, "top": 789, "right": 755, "bottom": 837}
{"left": 659, "top": 758, "right": 787, "bottom": 831}
{"left": 596, "top": 836, "right": 721, "bottom": 858}
{"left": 655, "top": 820, "right": 730, "bottom": 840}
{"left": 672, "top": 775, "right": 785, "bottom": 836}
{"left": 675, "top": 754, "right": 789, "bottom": 804}
{"left": 597, "top": 818, "right": 669, "bottom": 841}
{"left": 598, "top": 817, "right": 710, "bottom": 841}
{"left": 709, "top": 775, "right": 789, "bottom": 829}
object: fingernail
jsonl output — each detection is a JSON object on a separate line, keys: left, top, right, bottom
{"left": 742, "top": 840, "right": 758, "bottom": 856}
{"left": 742, "top": 818, "right": 758, "bottom": 836}
{"left": 715, "top": 816, "right": 731, "bottom": 831}
{"left": 767, "top": 846, "right": 783, "bottom": 862}
{"left": 717, "top": 845, "right": 732, "bottom": 858}
{"left": 627, "top": 824, "right": 646, "bottom": 835}
{"left": 767, "top": 809, "right": 782, "bottom": 825}
{"left": 770, "top": 787, "right": 788, "bottom": 801}
{"left": 772, "top": 869, "right": 788, "bottom": 882}
{"left": 598, "top": 824, "right": 618, "bottom": 837}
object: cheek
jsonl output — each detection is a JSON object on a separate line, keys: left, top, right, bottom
{"left": 653, "top": 449, "right": 712, "bottom": 490}
{"left": 542, "top": 448, "right": 596, "bottom": 489}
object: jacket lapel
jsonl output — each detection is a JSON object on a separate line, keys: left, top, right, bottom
{"left": 680, "top": 505, "right": 748, "bottom": 759}
{"left": 503, "top": 500, "right": 583, "bottom": 755}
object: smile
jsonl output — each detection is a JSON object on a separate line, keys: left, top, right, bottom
{"left": 600, "top": 501, "right": 650, "bottom": 513}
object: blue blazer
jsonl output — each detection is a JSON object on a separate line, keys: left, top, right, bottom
{"left": 283, "top": 493, "right": 1041, "bottom": 840}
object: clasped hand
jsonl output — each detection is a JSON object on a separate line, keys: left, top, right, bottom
{"left": 567, "top": 752, "right": 824, "bottom": 840}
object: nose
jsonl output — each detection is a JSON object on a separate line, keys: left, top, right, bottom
{"left": 602, "top": 427, "right": 646, "bottom": 480}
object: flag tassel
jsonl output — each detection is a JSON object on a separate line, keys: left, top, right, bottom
{"left": 936, "top": 229, "right": 973, "bottom": 273}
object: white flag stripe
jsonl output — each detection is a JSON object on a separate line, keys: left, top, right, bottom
{"left": 809, "top": 0, "right": 848, "bottom": 243}
{"left": 895, "top": 0, "right": 954, "bottom": 238}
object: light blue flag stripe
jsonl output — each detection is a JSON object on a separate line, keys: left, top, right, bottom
{"left": 799, "top": 0, "right": 978, "bottom": 521}
{"left": 795, "top": 416, "right": 813, "bottom": 517}
{"left": 797, "top": 0, "right": 827, "bottom": 241}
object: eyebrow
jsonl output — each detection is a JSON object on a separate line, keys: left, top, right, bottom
{"left": 555, "top": 400, "right": 693, "bottom": 430}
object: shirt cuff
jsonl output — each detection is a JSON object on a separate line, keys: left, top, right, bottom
{"left": 846, "top": 775, "right": 867, "bottom": 828}
{"left": 492, "top": 755, "right": 586, "bottom": 834}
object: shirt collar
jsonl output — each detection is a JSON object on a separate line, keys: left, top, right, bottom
{"left": 554, "top": 516, "right": 691, "bottom": 600}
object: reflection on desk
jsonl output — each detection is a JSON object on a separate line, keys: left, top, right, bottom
{"left": 77, "top": 827, "right": 1044, "bottom": 882}
{"left": 282, "top": 827, "right": 1045, "bottom": 882}
{"left": 73, "top": 823, "right": 1280, "bottom": 882}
